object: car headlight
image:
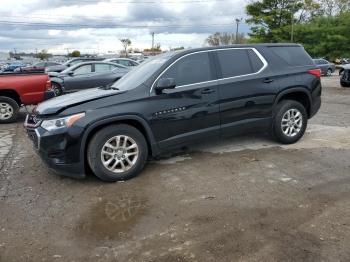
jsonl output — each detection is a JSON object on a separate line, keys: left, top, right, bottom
{"left": 41, "top": 113, "right": 85, "bottom": 131}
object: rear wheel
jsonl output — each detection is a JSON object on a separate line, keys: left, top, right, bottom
{"left": 52, "top": 82, "right": 63, "bottom": 96}
{"left": 326, "top": 68, "right": 332, "bottom": 76}
{"left": 0, "top": 96, "right": 19, "bottom": 123}
{"left": 272, "top": 100, "right": 308, "bottom": 144}
{"left": 87, "top": 124, "right": 148, "bottom": 182}
{"left": 341, "top": 82, "right": 350, "bottom": 88}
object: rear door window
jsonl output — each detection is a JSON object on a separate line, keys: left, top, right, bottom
{"left": 95, "top": 63, "right": 113, "bottom": 73}
{"left": 269, "top": 46, "right": 313, "bottom": 66}
{"left": 36, "top": 62, "right": 46, "bottom": 67}
{"left": 161, "top": 52, "right": 213, "bottom": 87}
{"left": 117, "top": 60, "right": 130, "bottom": 66}
{"left": 216, "top": 49, "right": 256, "bottom": 78}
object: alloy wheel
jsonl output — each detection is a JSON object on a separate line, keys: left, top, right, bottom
{"left": 101, "top": 135, "right": 139, "bottom": 173}
{"left": 281, "top": 108, "right": 303, "bottom": 137}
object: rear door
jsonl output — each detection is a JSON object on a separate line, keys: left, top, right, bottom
{"left": 214, "top": 48, "right": 274, "bottom": 136}
{"left": 149, "top": 51, "right": 220, "bottom": 148}
{"left": 63, "top": 64, "right": 94, "bottom": 92}
{"left": 91, "top": 63, "right": 119, "bottom": 87}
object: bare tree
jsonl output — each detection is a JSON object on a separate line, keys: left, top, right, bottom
{"left": 206, "top": 32, "right": 246, "bottom": 46}
{"left": 335, "top": 0, "right": 350, "bottom": 13}
{"left": 318, "top": 0, "right": 349, "bottom": 15}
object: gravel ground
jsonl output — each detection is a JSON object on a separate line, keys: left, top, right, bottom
{"left": 1, "top": 74, "right": 350, "bottom": 262}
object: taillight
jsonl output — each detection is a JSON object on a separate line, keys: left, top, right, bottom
{"left": 46, "top": 80, "right": 51, "bottom": 91}
{"left": 308, "top": 69, "right": 321, "bottom": 78}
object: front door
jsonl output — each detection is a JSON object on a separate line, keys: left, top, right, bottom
{"left": 64, "top": 64, "right": 94, "bottom": 92}
{"left": 148, "top": 51, "right": 220, "bottom": 149}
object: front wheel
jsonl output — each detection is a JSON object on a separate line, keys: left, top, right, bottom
{"left": 52, "top": 83, "right": 63, "bottom": 96}
{"left": 272, "top": 100, "right": 308, "bottom": 144}
{"left": 0, "top": 96, "right": 19, "bottom": 123}
{"left": 87, "top": 124, "right": 148, "bottom": 182}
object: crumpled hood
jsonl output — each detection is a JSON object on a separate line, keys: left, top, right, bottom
{"left": 35, "top": 87, "right": 125, "bottom": 115}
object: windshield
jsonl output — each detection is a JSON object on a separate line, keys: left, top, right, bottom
{"left": 111, "top": 52, "right": 175, "bottom": 90}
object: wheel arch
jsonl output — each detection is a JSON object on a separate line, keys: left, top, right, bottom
{"left": 275, "top": 88, "right": 312, "bottom": 117}
{"left": 0, "top": 89, "right": 22, "bottom": 106}
{"left": 80, "top": 115, "right": 159, "bottom": 171}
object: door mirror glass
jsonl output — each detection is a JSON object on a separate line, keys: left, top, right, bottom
{"left": 155, "top": 78, "right": 176, "bottom": 93}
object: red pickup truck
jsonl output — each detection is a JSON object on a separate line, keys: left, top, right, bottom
{"left": 0, "top": 72, "right": 55, "bottom": 123}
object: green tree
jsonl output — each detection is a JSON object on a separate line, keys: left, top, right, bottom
{"left": 294, "top": 11, "right": 350, "bottom": 60}
{"left": 70, "top": 50, "right": 81, "bottom": 57}
{"left": 246, "top": 0, "right": 320, "bottom": 42}
{"left": 120, "top": 38, "right": 132, "bottom": 57}
{"left": 36, "top": 49, "right": 50, "bottom": 60}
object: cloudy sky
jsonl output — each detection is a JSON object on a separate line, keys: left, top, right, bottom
{"left": 0, "top": 0, "right": 249, "bottom": 54}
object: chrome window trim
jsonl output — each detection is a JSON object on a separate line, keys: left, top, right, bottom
{"left": 150, "top": 47, "right": 268, "bottom": 93}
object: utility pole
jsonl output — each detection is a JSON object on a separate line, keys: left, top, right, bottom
{"left": 291, "top": 17, "right": 294, "bottom": 42}
{"left": 235, "top": 18, "right": 242, "bottom": 44}
{"left": 151, "top": 32, "right": 155, "bottom": 50}
{"left": 291, "top": 2, "right": 296, "bottom": 42}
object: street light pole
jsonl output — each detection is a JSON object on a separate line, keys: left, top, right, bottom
{"left": 235, "top": 18, "right": 242, "bottom": 44}
{"left": 151, "top": 32, "right": 155, "bottom": 50}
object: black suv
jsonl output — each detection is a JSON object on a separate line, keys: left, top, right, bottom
{"left": 25, "top": 44, "right": 322, "bottom": 182}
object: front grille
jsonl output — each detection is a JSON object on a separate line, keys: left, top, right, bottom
{"left": 27, "top": 129, "right": 39, "bottom": 149}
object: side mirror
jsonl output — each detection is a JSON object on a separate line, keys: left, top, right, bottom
{"left": 155, "top": 78, "right": 176, "bottom": 93}
{"left": 67, "top": 71, "right": 74, "bottom": 76}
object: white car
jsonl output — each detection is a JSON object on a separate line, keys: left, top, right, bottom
{"left": 104, "top": 58, "right": 139, "bottom": 68}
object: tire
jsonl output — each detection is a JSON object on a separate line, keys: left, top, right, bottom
{"left": 52, "top": 82, "right": 63, "bottom": 96}
{"left": 87, "top": 124, "right": 148, "bottom": 182}
{"left": 326, "top": 69, "right": 332, "bottom": 76}
{"left": 0, "top": 96, "right": 19, "bottom": 123}
{"left": 341, "top": 82, "right": 350, "bottom": 88}
{"left": 272, "top": 100, "right": 308, "bottom": 144}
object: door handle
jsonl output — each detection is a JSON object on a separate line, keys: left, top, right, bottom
{"left": 263, "top": 78, "right": 274, "bottom": 84}
{"left": 201, "top": 88, "right": 215, "bottom": 94}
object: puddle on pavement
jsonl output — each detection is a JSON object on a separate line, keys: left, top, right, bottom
{"left": 75, "top": 194, "right": 148, "bottom": 240}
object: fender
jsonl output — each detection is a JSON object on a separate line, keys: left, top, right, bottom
{"left": 50, "top": 77, "right": 63, "bottom": 86}
{"left": 0, "top": 89, "right": 21, "bottom": 105}
{"left": 79, "top": 114, "right": 160, "bottom": 165}
{"left": 274, "top": 86, "right": 312, "bottom": 108}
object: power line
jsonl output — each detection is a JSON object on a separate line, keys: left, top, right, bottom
{"left": 0, "top": 20, "right": 233, "bottom": 29}
{"left": 63, "top": 0, "right": 229, "bottom": 3}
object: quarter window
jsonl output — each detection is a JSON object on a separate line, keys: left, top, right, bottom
{"left": 161, "top": 52, "right": 212, "bottom": 87}
{"left": 269, "top": 46, "right": 313, "bottom": 66}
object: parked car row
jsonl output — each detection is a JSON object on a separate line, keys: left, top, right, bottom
{"left": 0, "top": 56, "right": 142, "bottom": 122}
